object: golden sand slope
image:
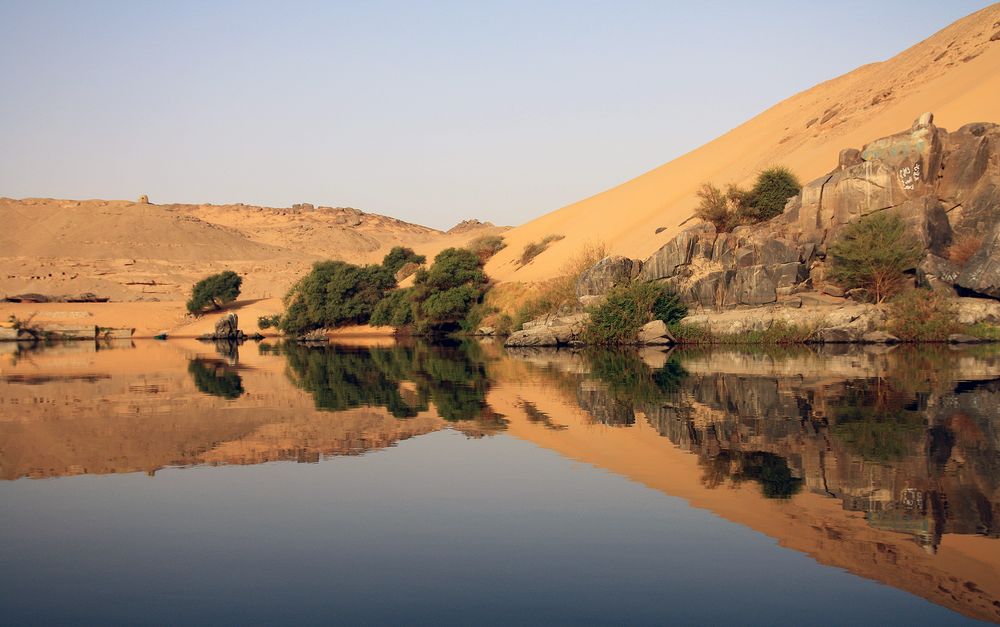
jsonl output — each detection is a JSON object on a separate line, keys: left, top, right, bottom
{"left": 486, "top": 4, "right": 1000, "bottom": 282}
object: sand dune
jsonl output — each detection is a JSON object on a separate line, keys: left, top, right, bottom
{"left": 485, "top": 4, "right": 1000, "bottom": 282}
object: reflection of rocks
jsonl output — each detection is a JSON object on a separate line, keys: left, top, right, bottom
{"left": 641, "top": 355, "right": 1000, "bottom": 548}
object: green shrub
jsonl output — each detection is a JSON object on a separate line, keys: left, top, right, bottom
{"left": 584, "top": 282, "right": 660, "bottom": 345}
{"left": 381, "top": 246, "right": 426, "bottom": 277}
{"left": 257, "top": 314, "right": 281, "bottom": 330}
{"left": 887, "top": 289, "right": 960, "bottom": 341}
{"left": 744, "top": 166, "right": 800, "bottom": 222}
{"left": 370, "top": 288, "right": 415, "bottom": 328}
{"left": 411, "top": 248, "right": 490, "bottom": 334}
{"left": 280, "top": 261, "right": 395, "bottom": 334}
{"left": 652, "top": 287, "right": 687, "bottom": 325}
{"left": 829, "top": 213, "right": 922, "bottom": 303}
{"left": 668, "top": 320, "right": 819, "bottom": 344}
{"left": 186, "top": 270, "right": 242, "bottom": 314}
{"left": 965, "top": 322, "right": 1000, "bottom": 340}
{"left": 695, "top": 167, "right": 800, "bottom": 232}
{"left": 520, "top": 234, "right": 564, "bottom": 266}
{"left": 667, "top": 322, "right": 715, "bottom": 344}
{"left": 467, "top": 235, "right": 506, "bottom": 263}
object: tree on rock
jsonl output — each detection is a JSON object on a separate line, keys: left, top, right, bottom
{"left": 187, "top": 270, "right": 242, "bottom": 314}
{"left": 829, "top": 213, "right": 921, "bottom": 303}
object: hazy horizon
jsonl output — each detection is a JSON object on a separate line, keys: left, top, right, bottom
{"left": 1, "top": 0, "right": 993, "bottom": 229}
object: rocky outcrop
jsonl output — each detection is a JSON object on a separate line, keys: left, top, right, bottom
{"left": 505, "top": 313, "right": 589, "bottom": 347}
{"left": 578, "top": 114, "right": 1000, "bottom": 315}
{"left": 957, "top": 221, "right": 1000, "bottom": 297}
{"left": 576, "top": 256, "right": 642, "bottom": 306}
{"left": 505, "top": 313, "right": 677, "bottom": 347}
{"left": 199, "top": 313, "right": 246, "bottom": 341}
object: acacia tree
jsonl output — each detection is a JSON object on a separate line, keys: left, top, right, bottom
{"left": 829, "top": 213, "right": 922, "bottom": 303}
{"left": 187, "top": 270, "right": 242, "bottom": 314}
{"left": 410, "top": 248, "right": 489, "bottom": 334}
{"left": 280, "top": 261, "right": 395, "bottom": 333}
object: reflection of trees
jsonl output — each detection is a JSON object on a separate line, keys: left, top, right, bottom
{"left": 578, "top": 350, "right": 688, "bottom": 427}
{"left": 704, "top": 450, "right": 803, "bottom": 499}
{"left": 279, "top": 341, "right": 500, "bottom": 426}
{"left": 187, "top": 359, "right": 245, "bottom": 399}
{"left": 829, "top": 383, "right": 925, "bottom": 463}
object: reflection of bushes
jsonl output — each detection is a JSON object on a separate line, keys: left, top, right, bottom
{"left": 573, "top": 349, "right": 688, "bottom": 428}
{"left": 586, "top": 350, "right": 687, "bottom": 404}
{"left": 705, "top": 451, "right": 803, "bottom": 499}
{"left": 188, "top": 359, "right": 245, "bottom": 399}
{"left": 280, "top": 341, "right": 496, "bottom": 424}
{"left": 830, "top": 383, "right": 925, "bottom": 463}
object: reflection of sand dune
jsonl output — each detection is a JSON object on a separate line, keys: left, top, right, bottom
{"left": 495, "top": 347, "right": 1000, "bottom": 623}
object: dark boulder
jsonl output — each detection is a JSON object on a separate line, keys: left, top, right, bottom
{"left": 576, "top": 256, "right": 642, "bottom": 300}
{"left": 957, "top": 222, "right": 1000, "bottom": 298}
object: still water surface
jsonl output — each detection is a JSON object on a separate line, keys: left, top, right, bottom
{"left": 1, "top": 339, "right": 998, "bottom": 625}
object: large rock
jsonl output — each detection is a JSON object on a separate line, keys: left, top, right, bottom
{"left": 637, "top": 319, "right": 675, "bottom": 345}
{"left": 203, "top": 313, "right": 245, "bottom": 341}
{"left": 957, "top": 222, "right": 1000, "bottom": 298}
{"left": 505, "top": 313, "right": 589, "bottom": 347}
{"left": 937, "top": 123, "right": 997, "bottom": 206}
{"left": 638, "top": 225, "right": 711, "bottom": 281}
{"left": 576, "top": 256, "right": 642, "bottom": 300}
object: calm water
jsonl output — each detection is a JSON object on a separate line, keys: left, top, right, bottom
{"left": 1, "top": 339, "right": 999, "bottom": 625}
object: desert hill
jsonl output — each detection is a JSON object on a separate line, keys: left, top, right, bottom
{"left": 485, "top": 3, "right": 1000, "bottom": 282}
{"left": 0, "top": 197, "right": 505, "bottom": 303}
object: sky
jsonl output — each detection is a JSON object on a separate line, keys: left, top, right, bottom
{"left": 0, "top": 1, "right": 993, "bottom": 230}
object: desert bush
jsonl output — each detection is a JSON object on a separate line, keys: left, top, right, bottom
{"left": 695, "top": 183, "right": 735, "bottom": 232}
{"left": 829, "top": 213, "right": 921, "bottom": 303}
{"left": 467, "top": 235, "right": 506, "bottom": 263}
{"left": 743, "top": 166, "right": 801, "bottom": 222}
{"left": 257, "top": 314, "right": 281, "bottom": 330}
{"left": 509, "top": 242, "right": 610, "bottom": 330}
{"left": 667, "top": 322, "right": 716, "bottom": 344}
{"left": 584, "top": 282, "right": 662, "bottom": 345}
{"left": 520, "top": 234, "right": 565, "bottom": 266}
{"left": 696, "top": 167, "right": 800, "bottom": 231}
{"left": 652, "top": 287, "right": 687, "bottom": 325}
{"left": 280, "top": 261, "right": 395, "bottom": 334}
{"left": 668, "top": 320, "right": 819, "bottom": 344}
{"left": 887, "top": 289, "right": 960, "bottom": 341}
{"left": 187, "top": 270, "right": 242, "bottom": 314}
{"left": 947, "top": 233, "right": 983, "bottom": 266}
{"left": 494, "top": 313, "right": 514, "bottom": 336}
{"left": 381, "top": 246, "right": 426, "bottom": 277}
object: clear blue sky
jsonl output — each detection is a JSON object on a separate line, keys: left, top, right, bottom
{"left": 0, "top": 1, "right": 992, "bottom": 229}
